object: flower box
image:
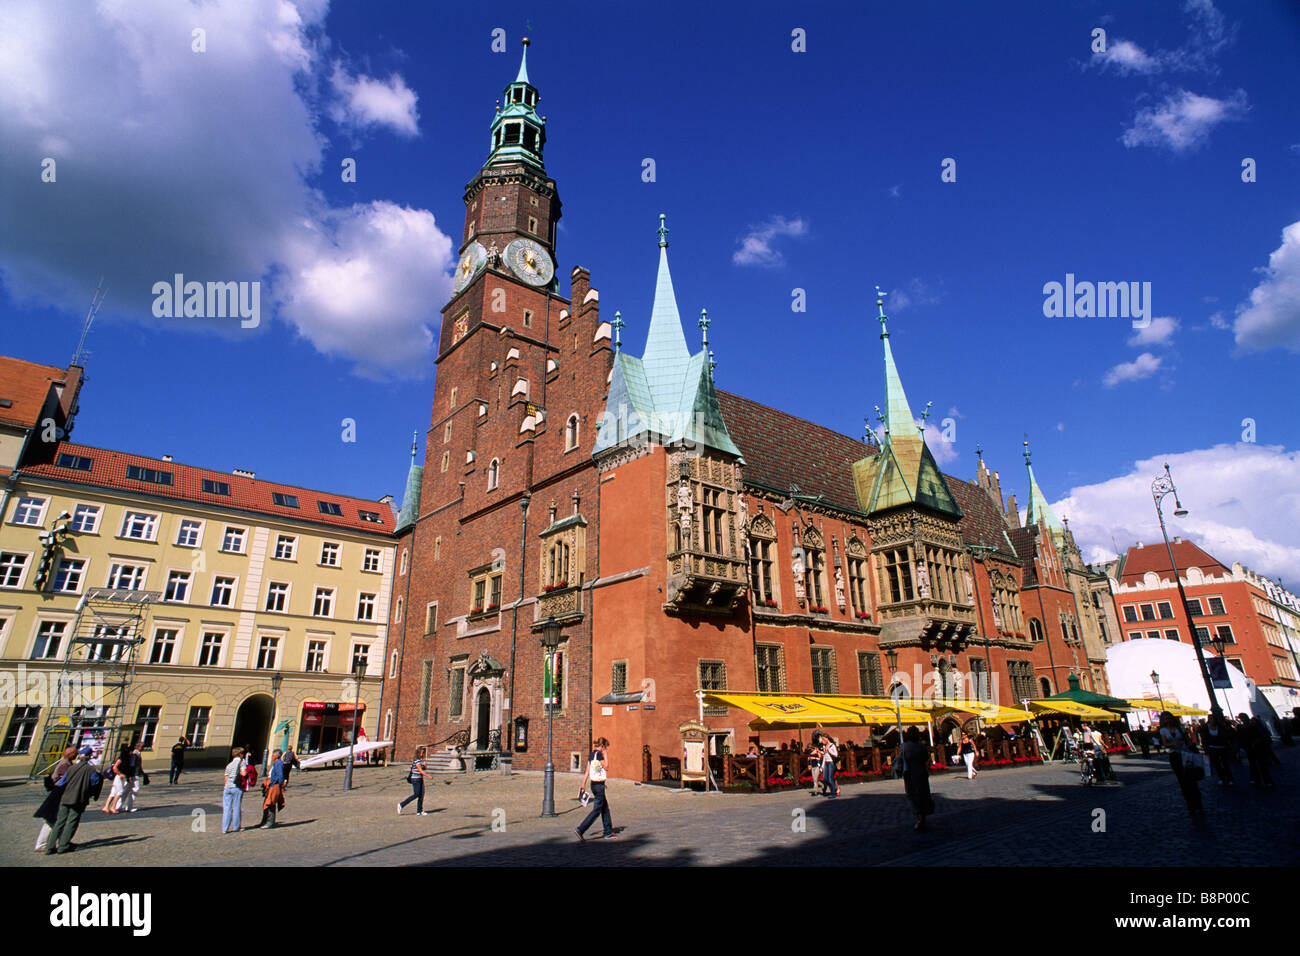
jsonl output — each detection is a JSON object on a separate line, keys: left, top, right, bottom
{"left": 542, "top": 581, "right": 570, "bottom": 593}
{"left": 855, "top": 611, "right": 870, "bottom": 620}
{"left": 764, "top": 600, "right": 779, "bottom": 609}
{"left": 810, "top": 605, "right": 829, "bottom": 614}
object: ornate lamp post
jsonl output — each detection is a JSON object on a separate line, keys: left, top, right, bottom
{"left": 1151, "top": 464, "right": 1221, "bottom": 717}
{"left": 344, "top": 661, "right": 362, "bottom": 791}
{"left": 265, "top": 671, "right": 283, "bottom": 776}
{"left": 1150, "top": 670, "right": 1165, "bottom": 712}
{"left": 539, "top": 615, "right": 561, "bottom": 817}
{"left": 885, "top": 648, "right": 905, "bottom": 772}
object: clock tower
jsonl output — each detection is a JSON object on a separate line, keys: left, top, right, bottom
{"left": 445, "top": 36, "right": 560, "bottom": 350}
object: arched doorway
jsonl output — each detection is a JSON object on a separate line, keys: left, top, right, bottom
{"left": 1039, "top": 677, "right": 1053, "bottom": 697}
{"left": 231, "top": 694, "right": 273, "bottom": 767}
{"left": 475, "top": 688, "right": 492, "bottom": 750}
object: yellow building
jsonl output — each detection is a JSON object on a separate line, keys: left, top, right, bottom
{"left": 0, "top": 363, "right": 396, "bottom": 776}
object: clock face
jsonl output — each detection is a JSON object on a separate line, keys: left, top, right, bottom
{"left": 453, "top": 241, "right": 488, "bottom": 293}
{"left": 504, "top": 237, "right": 554, "bottom": 287}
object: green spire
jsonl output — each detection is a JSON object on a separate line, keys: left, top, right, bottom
{"left": 486, "top": 37, "right": 546, "bottom": 170}
{"left": 593, "top": 215, "right": 742, "bottom": 462}
{"left": 395, "top": 430, "right": 424, "bottom": 534}
{"left": 1023, "top": 437, "right": 1065, "bottom": 540}
{"left": 852, "top": 287, "right": 961, "bottom": 519}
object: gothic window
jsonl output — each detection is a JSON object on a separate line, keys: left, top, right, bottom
{"left": 1029, "top": 618, "right": 1045, "bottom": 643}
{"left": 857, "top": 651, "right": 884, "bottom": 696}
{"left": 448, "top": 659, "right": 466, "bottom": 719}
{"left": 546, "top": 540, "right": 570, "bottom": 589}
{"left": 810, "top": 646, "right": 838, "bottom": 694}
{"left": 700, "top": 488, "right": 727, "bottom": 556}
{"left": 755, "top": 643, "right": 785, "bottom": 693}
{"left": 487, "top": 458, "right": 499, "bottom": 491}
{"left": 880, "top": 548, "right": 915, "bottom": 604}
{"left": 749, "top": 538, "right": 775, "bottom": 607}
{"left": 565, "top": 414, "right": 580, "bottom": 452}
{"left": 805, "top": 545, "right": 825, "bottom": 609}
{"left": 848, "top": 556, "right": 869, "bottom": 616}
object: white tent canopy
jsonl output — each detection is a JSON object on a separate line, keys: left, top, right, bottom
{"left": 1105, "top": 638, "right": 1280, "bottom": 735}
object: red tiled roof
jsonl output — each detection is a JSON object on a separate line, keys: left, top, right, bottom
{"left": 945, "top": 475, "right": 1017, "bottom": 559}
{"left": 717, "top": 391, "right": 871, "bottom": 515}
{"left": 20, "top": 441, "right": 394, "bottom": 535}
{"left": 1007, "top": 526, "right": 1040, "bottom": 585}
{"left": 0, "top": 355, "right": 68, "bottom": 430}
{"left": 1119, "top": 540, "right": 1229, "bottom": 586}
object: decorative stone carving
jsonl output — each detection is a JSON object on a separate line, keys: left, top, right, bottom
{"left": 834, "top": 566, "right": 846, "bottom": 611}
{"left": 915, "top": 563, "right": 931, "bottom": 599}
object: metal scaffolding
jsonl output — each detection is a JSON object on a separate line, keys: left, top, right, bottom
{"left": 29, "top": 587, "right": 158, "bottom": 778}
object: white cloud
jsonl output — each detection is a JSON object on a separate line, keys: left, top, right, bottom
{"left": 1053, "top": 443, "right": 1300, "bottom": 582}
{"left": 1127, "top": 315, "right": 1179, "bottom": 347}
{"left": 1056, "top": 422, "right": 1066, "bottom": 432}
{"left": 1233, "top": 220, "right": 1300, "bottom": 353}
{"left": 1209, "top": 311, "right": 1230, "bottom": 330}
{"left": 887, "top": 278, "right": 942, "bottom": 313}
{"left": 732, "top": 216, "right": 807, "bottom": 268}
{"left": 1096, "top": 39, "right": 1160, "bottom": 75}
{"left": 329, "top": 63, "right": 420, "bottom": 137}
{"left": 923, "top": 421, "right": 958, "bottom": 466}
{"left": 0, "top": 0, "right": 448, "bottom": 378}
{"left": 1121, "top": 89, "right": 1246, "bottom": 152}
{"left": 1103, "top": 352, "right": 1163, "bottom": 386}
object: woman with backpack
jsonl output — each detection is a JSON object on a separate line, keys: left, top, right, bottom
{"left": 575, "top": 737, "right": 615, "bottom": 840}
{"left": 398, "top": 746, "right": 432, "bottom": 815}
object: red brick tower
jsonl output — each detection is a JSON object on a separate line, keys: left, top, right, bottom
{"left": 383, "top": 39, "right": 614, "bottom": 771}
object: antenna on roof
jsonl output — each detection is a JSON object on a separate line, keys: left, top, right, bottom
{"left": 72, "top": 278, "right": 107, "bottom": 369}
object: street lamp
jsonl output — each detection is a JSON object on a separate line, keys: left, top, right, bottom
{"left": 1210, "top": 633, "right": 1231, "bottom": 715}
{"left": 265, "top": 671, "right": 283, "bottom": 776}
{"left": 885, "top": 648, "right": 905, "bottom": 774}
{"left": 344, "top": 663, "right": 362, "bottom": 791}
{"left": 1150, "top": 670, "right": 1165, "bottom": 712}
{"left": 1151, "top": 464, "right": 1221, "bottom": 718}
{"left": 539, "top": 615, "right": 562, "bottom": 817}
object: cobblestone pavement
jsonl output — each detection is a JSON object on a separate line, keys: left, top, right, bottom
{"left": 3, "top": 748, "right": 1296, "bottom": 867}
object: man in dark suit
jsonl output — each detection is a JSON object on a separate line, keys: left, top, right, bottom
{"left": 47, "top": 747, "right": 96, "bottom": 854}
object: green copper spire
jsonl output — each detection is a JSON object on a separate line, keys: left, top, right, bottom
{"left": 485, "top": 37, "right": 546, "bottom": 170}
{"left": 851, "top": 287, "right": 961, "bottom": 519}
{"left": 1023, "top": 437, "right": 1065, "bottom": 541}
{"left": 593, "top": 216, "right": 742, "bottom": 462}
{"left": 395, "top": 429, "right": 424, "bottom": 534}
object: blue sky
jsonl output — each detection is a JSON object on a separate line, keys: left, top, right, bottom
{"left": 2, "top": 0, "right": 1298, "bottom": 578}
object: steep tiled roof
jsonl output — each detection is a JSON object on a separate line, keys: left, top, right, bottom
{"left": 21, "top": 441, "right": 394, "bottom": 535}
{"left": 1119, "top": 540, "right": 1229, "bottom": 586}
{"left": 1007, "top": 526, "right": 1040, "bottom": 585}
{"left": 945, "top": 475, "right": 1018, "bottom": 559}
{"left": 716, "top": 391, "right": 870, "bottom": 515}
{"left": 0, "top": 356, "right": 68, "bottom": 430}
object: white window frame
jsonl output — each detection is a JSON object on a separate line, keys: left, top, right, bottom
{"left": 210, "top": 575, "right": 237, "bottom": 607}
{"left": 163, "top": 569, "right": 191, "bottom": 603}
{"left": 357, "top": 592, "right": 376, "bottom": 622}
{"left": 313, "top": 587, "right": 335, "bottom": 618}
{"left": 304, "top": 637, "right": 330, "bottom": 673}
{"left": 53, "top": 556, "right": 87, "bottom": 594}
{"left": 106, "top": 563, "right": 147, "bottom": 591}
{"left": 565, "top": 413, "right": 580, "bottom": 452}
{"left": 255, "top": 634, "right": 281, "bottom": 670}
{"left": 11, "top": 496, "right": 47, "bottom": 526}
{"left": 196, "top": 630, "right": 226, "bottom": 667}
{"left": 487, "top": 458, "right": 500, "bottom": 491}
{"left": 320, "top": 542, "right": 340, "bottom": 567}
{"left": 395, "top": 596, "right": 403, "bottom": 624}
{"left": 399, "top": 549, "right": 408, "bottom": 576}
{"left": 175, "top": 519, "right": 204, "bottom": 548}
{"left": 120, "top": 510, "right": 159, "bottom": 541}
{"left": 221, "top": 526, "right": 247, "bottom": 554}
{"left": 30, "top": 618, "right": 70, "bottom": 660}
{"left": 273, "top": 534, "right": 297, "bottom": 561}
{"left": 265, "top": 581, "right": 291, "bottom": 613}
{"left": 363, "top": 548, "right": 382, "bottom": 573}
{"left": 389, "top": 650, "right": 399, "bottom": 678}
{"left": 149, "top": 626, "right": 180, "bottom": 665}
{"left": 0, "top": 552, "right": 31, "bottom": 589}
{"left": 350, "top": 642, "right": 371, "bottom": 674}
{"left": 71, "top": 504, "right": 102, "bottom": 534}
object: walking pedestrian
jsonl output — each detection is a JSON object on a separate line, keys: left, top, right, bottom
{"left": 221, "top": 746, "right": 247, "bottom": 833}
{"left": 808, "top": 741, "right": 824, "bottom": 794}
{"left": 259, "top": 749, "right": 286, "bottom": 828}
{"left": 1201, "top": 714, "right": 1234, "bottom": 786}
{"left": 281, "top": 746, "right": 300, "bottom": 789}
{"left": 46, "top": 747, "right": 96, "bottom": 854}
{"left": 34, "top": 747, "right": 78, "bottom": 851}
{"left": 960, "top": 731, "right": 978, "bottom": 779}
{"left": 101, "top": 745, "right": 130, "bottom": 814}
{"left": 169, "top": 736, "right": 190, "bottom": 784}
{"left": 398, "top": 746, "right": 432, "bottom": 815}
{"left": 122, "top": 740, "right": 145, "bottom": 812}
{"left": 1159, "top": 712, "right": 1204, "bottom": 817}
{"left": 1239, "top": 714, "right": 1276, "bottom": 788}
{"left": 575, "top": 737, "right": 615, "bottom": 840}
{"left": 822, "top": 736, "right": 840, "bottom": 798}
{"left": 902, "top": 727, "right": 934, "bottom": 831}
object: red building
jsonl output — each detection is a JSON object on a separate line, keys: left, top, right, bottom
{"left": 1109, "top": 540, "right": 1299, "bottom": 698}
{"left": 382, "top": 42, "right": 1103, "bottom": 780}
